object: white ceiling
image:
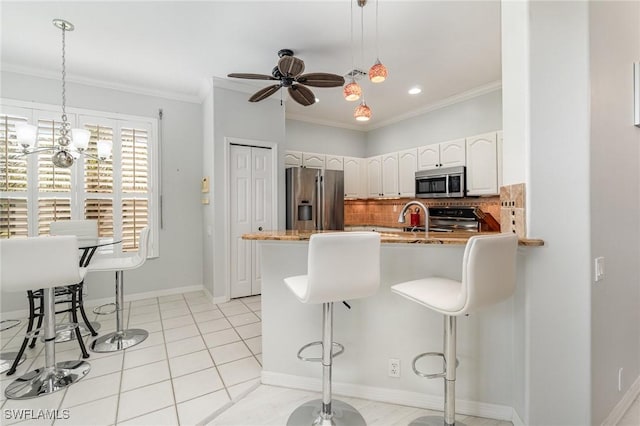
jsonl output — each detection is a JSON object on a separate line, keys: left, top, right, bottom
{"left": 0, "top": 1, "right": 502, "bottom": 131}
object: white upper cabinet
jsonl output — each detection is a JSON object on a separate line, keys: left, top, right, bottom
{"left": 366, "top": 156, "right": 383, "bottom": 197}
{"left": 466, "top": 132, "right": 499, "bottom": 196}
{"left": 398, "top": 148, "right": 417, "bottom": 197}
{"left": 325, "top": 155, "right": 344, "bottom": 171}
{"left": 381, "top": 152, "right": 399, "bottom": 197}
{"left": 284, "top": 150, "right": 302, "bottom": 167}
{"left": 302, "top": 152, "right": 325, "bottom": 169}
{"left": 417, "top": 144, "right": 440, "bottom": 170}
{"left": 344, "top": 156, "right": 365, "bottom": 198}
{"left": 418, "top": 139, "right": 465, "bottom": 170}
{"left": 439, "top": 139, "right": 466, "bottom": 168}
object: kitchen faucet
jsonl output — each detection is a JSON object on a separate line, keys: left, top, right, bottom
{"left": 398, "top": 200, "right": 430, "bottom": 237}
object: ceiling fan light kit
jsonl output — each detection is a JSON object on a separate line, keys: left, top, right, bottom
{"left": 227, "top": 50, "right": 345, "bottom": 107}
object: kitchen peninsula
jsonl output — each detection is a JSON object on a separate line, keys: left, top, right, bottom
{"left": 243, "top": 230, "right": 543, "bottom": 421}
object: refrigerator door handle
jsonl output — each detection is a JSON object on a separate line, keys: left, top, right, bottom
{"left": 316, "top": 175, "right": 323, "bottom": 230}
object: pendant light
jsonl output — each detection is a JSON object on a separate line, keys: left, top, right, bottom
{"left": 354, "top": 100, "right": 372, "bottom": 121}
{"left": 343, "top": 0, "right": 362, "bottom": 101}
{"left": 368, "top": 0, "right": 388, "bottom": 83}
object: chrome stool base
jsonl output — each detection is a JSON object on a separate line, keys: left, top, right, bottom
{"left": 409, "top": 415, "right": 466, "bottom": 426}
{"left": 55, "top": 321, "right": 101, "bottom": 342}
{"left": 0, "top": 352, "right": 26, "bottom": 374}
{"left": 286, "top": 399, "right": 366, "bottom": 426}
{"left": 90, "top": 328, "right": 148, "bottom": 352}
{"left": 4, "top": 360, "right": 90, "bottom": 400}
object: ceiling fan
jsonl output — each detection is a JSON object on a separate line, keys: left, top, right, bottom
{"left": 227, "top": 49, "right": 345, "bottom": 107}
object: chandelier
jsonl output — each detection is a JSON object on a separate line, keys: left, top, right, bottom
{"left": 343, "top": 0, "right": 388, "bottom": 122}
{"left": 14, "top": 19, "right": 111, "bottom": 168}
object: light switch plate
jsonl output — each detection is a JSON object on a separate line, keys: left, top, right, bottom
{"left": 595, "top": 257, "right": 605, "bottom": 282}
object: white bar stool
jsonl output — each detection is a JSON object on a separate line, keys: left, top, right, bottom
{"left": 284, "top": 232, "right": 381, "bottom": 426}
{"left": 391, "top": 233, "right": 518, "bottom": 426}
{"left": 1, "top": 236, "right": 91, "bottom": 399}
{"left": 88, "top": 227, "right": 150, "bottom": 352}
{"left": 0, "top": 320, "right": 25, "bottom": 374}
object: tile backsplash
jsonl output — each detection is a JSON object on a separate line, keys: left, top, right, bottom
{"left": 499, "top": 183, "right": 526, "bottom": 238}
{"left": 345, "top": 197, "right": 501, "bottom": 229}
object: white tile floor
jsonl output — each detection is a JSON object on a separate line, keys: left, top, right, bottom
{"left": 0, "top": 291, "right": 262, "bottom": 425}
{"left": 2, "top": 289, "right": 639, "bottom": 425}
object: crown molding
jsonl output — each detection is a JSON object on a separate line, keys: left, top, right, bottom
{"left": 1, "top": 63, "right": 202, "bottom": 104}
{"left": 367, "top": 80, "right": 503, "bottom": 131}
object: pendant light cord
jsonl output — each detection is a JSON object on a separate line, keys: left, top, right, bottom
{"left": 375, "top": 0, "right": 380, "bottom": 59}
{"left": 360, "top": 2, "right": 364, "bottom": 69}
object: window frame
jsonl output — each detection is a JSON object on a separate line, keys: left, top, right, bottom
{"left": 0, "top": 98, "right": 160, "bottom": 258}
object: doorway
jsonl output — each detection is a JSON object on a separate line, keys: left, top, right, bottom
{"left": 228, "top": 142, "right": 275, "bottom": 298}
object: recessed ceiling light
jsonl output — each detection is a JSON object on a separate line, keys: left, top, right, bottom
{"left": 408, "top": 87, "right": 422, "bottom": 95}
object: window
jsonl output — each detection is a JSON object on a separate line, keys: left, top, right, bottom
{"left": 0, "top": 101, "right": 158, "bottom": 257}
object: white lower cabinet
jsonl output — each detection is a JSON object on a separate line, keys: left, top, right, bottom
{"left": 466, "top": 132, "right": 499, "bottom": 196}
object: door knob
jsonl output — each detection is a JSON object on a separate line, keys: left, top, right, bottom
{"left": 258, "top": 226, "right": 263, "bottom": 231}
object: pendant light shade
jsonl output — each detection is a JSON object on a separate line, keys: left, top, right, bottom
{"left": 15, "top": 123, "right": 37, "bottom": 149}
{"left": 369, "top": 59, "right": 388, "bottom": 83}
{"left": 343, "top": 80, "right": 362, "bottom": 101}
{"left": 97, "top": 140, "right": 113, "bottom": 160}
{"left": 71, "top": 128, "right": 91, "bottom": 151}
{"left": 354, "top": 101, "right": 372, "bottom": 121}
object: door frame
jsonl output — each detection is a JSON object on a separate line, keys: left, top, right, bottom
{"left": 224, "top": 136, "right": 278, "bottom": 301}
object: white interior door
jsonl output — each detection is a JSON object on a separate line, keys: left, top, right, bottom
{"left": 230, "top": 144, "right": 273, "bottom": 298}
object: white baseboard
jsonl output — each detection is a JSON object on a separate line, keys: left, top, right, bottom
{"left": 261, "top": 371, "right": 514, "bottom": 422}
{"left": 212, "top": 296, "right": 229, "bottom": 304}
{"left": 0, "top": 284, "right": 205, "bottom": 320}
{"left": 511, "top": 407, "right": 525, "bottom": 426}
{"left": 601, "top": 373, "right": 640, "bottom": 426}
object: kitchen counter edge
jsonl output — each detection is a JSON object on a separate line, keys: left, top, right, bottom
{"left": 242, "top": 230, "right": 544, "bottom": 247}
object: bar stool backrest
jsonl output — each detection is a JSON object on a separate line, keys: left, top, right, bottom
{"left": 87, "top": 227, "right": 150, "bottom": 272}
{"left": 0, "top": 236, "right": 83, "bottom": 292}
{"left": 304, "top": 232, "right": 381, "bottom": 304}
{"left": 50, "top": 220, "right": 98, "bottom": 243}
{"left": 460, "top": 233, "right": 518, "bottom": 315}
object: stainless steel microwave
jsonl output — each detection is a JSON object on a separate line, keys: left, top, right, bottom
{"left": 415, "top": 166, "right": 466, "bottom": 198}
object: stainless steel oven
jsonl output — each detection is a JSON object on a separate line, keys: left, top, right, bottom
{"left": 415, "top": 166, "right": 465, "bottom": 198}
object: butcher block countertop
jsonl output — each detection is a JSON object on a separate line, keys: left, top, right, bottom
{"left": 242, "top": 230, "right": 544, "bottom": 247}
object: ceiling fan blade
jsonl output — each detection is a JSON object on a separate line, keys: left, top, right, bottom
{"left": 278, "top": 56, "right": 305, "bottom": 77}
{"left": 249, "top": 84, "right": 282, "bottom": 102}
{"left": 296, "top": 73, "right": 345, "bottom": 88}
{"left": 288, "top": 85, "right": 316, "bottom": 107}
{"left": 228, "top": 73, "right": 277, "bottom": 80}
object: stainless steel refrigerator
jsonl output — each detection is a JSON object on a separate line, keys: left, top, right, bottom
{"left": 286, "top": 167, "right": 344, "bottom": 231}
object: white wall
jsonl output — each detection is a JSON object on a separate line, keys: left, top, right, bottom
{"left": 285, "top": 119, "right": 366, "bottom": 158}
{"left": 0, "top": 71, "right": 204, "bottom": 312}
{"left": 589, "top": 1, "right": 640, "bottom": 423}
{"left": 365, "top": 89, "right": 503, "bottom": 157}
{"left": 202, "top": 84, "right": 285, "bottom": 300}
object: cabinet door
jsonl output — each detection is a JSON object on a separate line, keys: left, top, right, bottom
{"left": 366, "top": 156, "right": 383, "bottom": 197}
{"left": 284, "top": 150, "right": 302, "bottom": 167}
{"left": 440, "top": 139, "right": 466, "bottom": 168}
{"left": 344, "top": 156, "right": 363, "bottom": 198}
{"left": 466, "top": 132, "right": 498, "bottom": 196}
{"left": 398, "top": 148, "right": 417, "bottom": 197}
{"left": 381, "top": 152, "right": 399, "bottom": 197}
{"left": 417, "top": 145, "right": 440, "bottom": 170}
{"left": 302, "top": 152, "right": 325, "bottom": 169}
{"left": 325, "top": 155, "right": 344, "bottom": 171}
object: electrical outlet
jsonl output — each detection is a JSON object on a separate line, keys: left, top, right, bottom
{"left": 618, "top": 367, "right": 624, "bottom": 392}
{"left": 595, "top": 257, "right": 605, "bottom": 282}
{"left": 388, "top": 358, "right": 400, "bottom": 378}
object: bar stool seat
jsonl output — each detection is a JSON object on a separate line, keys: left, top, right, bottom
{"left": 1, "top": 236, "right": 91, "bottom": 400}
{"left": 284, "top": 231, "right": 381, "bottom": 426}
{"left": 391, "top": 233, "right": 518, "bottom": 426}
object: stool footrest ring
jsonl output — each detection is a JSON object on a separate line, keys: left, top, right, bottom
{"left": 412, "top": 352, "right": 460, "bottom": 379}
{"left": 25, "top": 323, "right": 79, "bottom": 340}
{"left": 93, "top": 303, "right": 117, "bottom": 315}
{"left": 296, "top": 341, "right": 344, "bottom": 362}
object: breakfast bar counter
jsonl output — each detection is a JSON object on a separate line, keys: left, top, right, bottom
{"left": 245, "top": 230, "right": 542, "bottom": 421}
{"left": 243, "top": 229, "right": 544, "bottom": 246}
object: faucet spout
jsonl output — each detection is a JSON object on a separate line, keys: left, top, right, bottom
{"left": 398, "top": 201, "right": 430, "bottom": 237}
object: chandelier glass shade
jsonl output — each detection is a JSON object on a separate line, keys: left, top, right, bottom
{"left": 343, "top": 80, "right": 362, "bottom": 101}
{"left": 369, "top": 59, "right": 388, "bottom": 83}
{"left": 14, "top": 19, "right": 111, "bottom": 168}
{"left": 354, "top": 101, "right": 371, "bottom": 121}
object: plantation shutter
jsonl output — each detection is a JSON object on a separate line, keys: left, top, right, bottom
{"left": 1, "top": 111, "right": 30, "bottom": 238}
{"left": 38, "top": 198, "right": 71, "bottom": 235}
{"left": 85, "top": 199, "right": 114, "bottom": 237}
{"left": 120, "top": 125, "right": 149, "bottom": 252}
{"left": 84, "top": 124, "right": 113, "bottom": 193}
{"left": 37, "top": 117, "right": 71, "bottom": 192}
